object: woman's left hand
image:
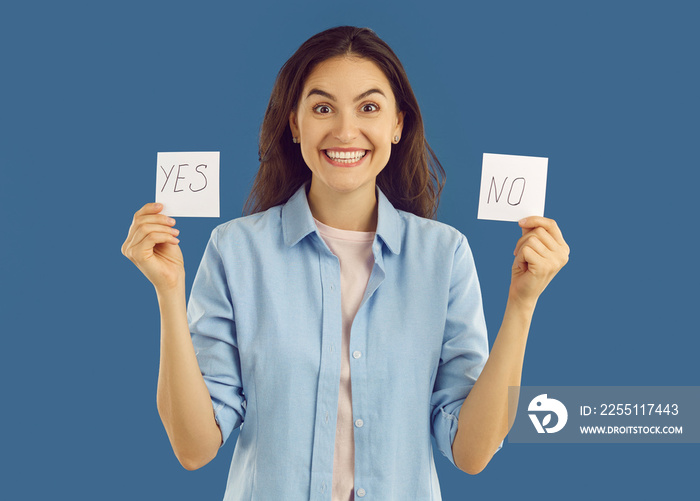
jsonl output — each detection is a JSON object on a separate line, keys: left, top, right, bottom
{"left": 510, "top": 216, "right": 570, "bottom": 308}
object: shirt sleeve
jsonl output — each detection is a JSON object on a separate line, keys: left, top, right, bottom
{"left": 430, "top": 234, "right": 502, "bottom": 468}
{"left": 188, "top": 226, "right": 246, "bottom": 447}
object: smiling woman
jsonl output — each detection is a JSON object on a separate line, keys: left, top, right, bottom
{"left": 245, "top": 25, "right": 445, "bottom": 222}
{"left": 121, "top": 25, "right": 569, "bottom": 501}
{"left": 289, "top": 56, "right": 405, "bottom": 230}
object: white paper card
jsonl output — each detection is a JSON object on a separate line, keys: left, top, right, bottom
{"left": 477, "top": 153, "right": 548, "bottom": 222}
{"left": 155, "top": 152, "right": 220, "bottom": 217}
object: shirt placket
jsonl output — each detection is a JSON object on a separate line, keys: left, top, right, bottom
{"left": 346, "top": 240, "right": 386, "bottom": 500}
{"left": 309, "top": 239, "right": 343, "bottom": 500}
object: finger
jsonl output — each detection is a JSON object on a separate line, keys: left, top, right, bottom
{"left": 134, "top": 213, "right": 177, "bottom": 227}
{"left": 122, "top": 222, "right": 138, "bottom": 256}
{"left": 518, "top": 216, "right": 565, "bottom": 245}
{"left": 130, "top": 224, "right": 180, "bottom": 249}
{"left": 123, "top": 213, "right": 177, "bottom": 254}
{"left": 126, "top": 231, "right": 180, "bottom": 261}
{"left": 514, "top": 227, "right": 559, "bottom": 257}
{"left": 135, "top": 202, "right": 166, "bottom": 217}
{"left": 515, "top": 245, "right": 546, "bottom": 275}
{"left": 123, "top": 204, "right": 174, "bottom": 258}
{"left": 518, "top": 236, "right": 549, "bottom": 262}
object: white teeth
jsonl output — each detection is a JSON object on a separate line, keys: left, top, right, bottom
{"left": 325, "top": 150, "right": 367, "bottom": 161}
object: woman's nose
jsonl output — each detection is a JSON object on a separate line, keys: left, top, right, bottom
{"left": 332, "top": 112, "right": 360, "bottom": 143}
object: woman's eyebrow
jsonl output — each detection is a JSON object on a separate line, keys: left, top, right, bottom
{"left": 305, "top": 88, "right": 387, "bottom": 102}
{"left": 354, "top": 88, "right": 386, "bottom": 102}
{"left": 306, "top": 88, "right": 336, "bottom": 100}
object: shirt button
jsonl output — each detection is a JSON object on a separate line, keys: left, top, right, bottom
{"left": 330, "top": 284, "right": 335, "bottom": 291}
{"left": 355, "top": 419, "right": 364, "bottom": 428}
{"left": 352, "top": 351, "right": 362, "bottom": 359}
{"left": 357, "top": 488, "right": 366, "bottom": 497}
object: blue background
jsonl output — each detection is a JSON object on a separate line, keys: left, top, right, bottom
{"left": 2, "top": 0, "right": 698, "bottom": 499}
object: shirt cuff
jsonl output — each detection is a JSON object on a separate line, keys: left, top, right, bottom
{"left": 435, "top": 402, "right": 505, "bottom": 469}
{"left": 210, "top": 397, "right": 236, "bottom": 447}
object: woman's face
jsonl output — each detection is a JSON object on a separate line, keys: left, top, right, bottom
{"left": 289, "top": 56, "right": 404, "bottom": 201}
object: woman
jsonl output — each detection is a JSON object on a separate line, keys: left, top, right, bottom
{"left": 122, "top": 26, "right": 569, "bottom": 500}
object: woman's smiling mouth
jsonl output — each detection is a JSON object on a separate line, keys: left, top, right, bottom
{"left": 323, "top": 148, "right": 368, "bottom": 166}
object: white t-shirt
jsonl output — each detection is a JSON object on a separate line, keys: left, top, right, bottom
{"left": 315, "top": 218, "right": 375, "bottom": 501}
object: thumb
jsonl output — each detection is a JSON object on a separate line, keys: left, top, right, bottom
{"left": 518, "top": 216, "right": 539, "bottom": 236}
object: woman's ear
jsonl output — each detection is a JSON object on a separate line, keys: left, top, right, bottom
{"left": 395, "top": 110, "right": 405, "bottom": 139}
{"left": 289, "top": 111, "right": 299, "bottom": 138}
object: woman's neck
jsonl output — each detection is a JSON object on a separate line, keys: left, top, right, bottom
{"left": 307, "top": 180, "right": 378, "bottom": 232}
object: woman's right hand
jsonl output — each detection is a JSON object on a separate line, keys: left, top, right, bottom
{"left": 121, "top": 203, "right": 185, "bottom": 292}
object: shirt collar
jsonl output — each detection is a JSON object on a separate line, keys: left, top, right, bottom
{"left": 281, "top": 183, "right": 403, "bottom": 254}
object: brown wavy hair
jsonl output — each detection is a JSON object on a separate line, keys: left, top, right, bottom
{"left": 244, "top": 26, "right": 445, "bottom": 219}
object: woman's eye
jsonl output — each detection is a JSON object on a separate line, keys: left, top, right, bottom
{"left": 313, "top": 105, "right": 332, "bottom": 114}
{"left": 361, "top": 103, "right": 378, "bottom": 112}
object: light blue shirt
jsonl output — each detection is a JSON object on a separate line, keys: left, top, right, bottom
{"left": 188, "top": 184, "right": 493, "bottom": 500}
